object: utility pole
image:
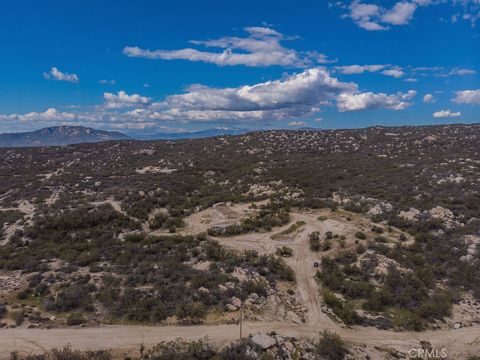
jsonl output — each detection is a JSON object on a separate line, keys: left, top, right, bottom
{"left": 239, "top": 302, "right": 244, "bottom": 340}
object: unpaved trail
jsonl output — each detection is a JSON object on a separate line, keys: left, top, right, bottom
{"left": 1, "top": 322, "right": 479, "bottom": 359}
{"left": 290, "top": 222, "right": 331, "bottom": 327}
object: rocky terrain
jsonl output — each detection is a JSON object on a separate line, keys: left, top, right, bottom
{"left": 1, "top": 124, "right": 480, "bottom": 359}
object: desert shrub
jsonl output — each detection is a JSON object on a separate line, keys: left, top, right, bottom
{"left": 13, "top": 310, "right": 24, "bottom": 326}
{"left": 322, "top": 290, "right": 360, "bottom": 325}
{"left": 314, "top": 331, "right": 347, "bottom": 360}
{"left": 66, "top": 313, "right": 86, "bottom": 326}
{"left": 148, "top": 212, "right": 169, "bottom": 230}
{"left": 46, "top": 283, "right": 95, "bottom": 313}
{"left": 241, "top": 279, "right": 269, "bottom": 298}
{"left": 356, "top": 244, "right": 366, "bottom": 254}
{"left": 175, "top": 302, "right": 207, "bottom": 319}
{"left": 0, "top": 304, "right": 7, "bottom": 319}
{"left": 309, "top": 232, "right": 320, "bottom": 251}
{"left": 374, "top": 236, "right": 388, "bottom": 243}
{"left": 354, "top": 231, "right": 366, "bottom": 240}
{"left": 139, "top": 339, "right": 216, "bottom": 360}
{"left": 275, "top": 246, "right": 293, "bottom": 257}
{"left": 9, "top": 345, "right": 112, "bottom": 360}
{"left": 125, "top": 232, "right": 146, "bottom": 243}
{"left": 417, "top": 291, "right": 452, "bottom": 321}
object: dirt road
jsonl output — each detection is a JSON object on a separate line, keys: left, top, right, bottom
{"left": 1, "top": 322, "right": 479, "bottom": 359}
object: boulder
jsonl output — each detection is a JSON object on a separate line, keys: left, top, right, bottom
{"left": 226, "top": 304, "right": 238, "bottom": 312}
{"left": 251, "top": 333, "right": 276, "bottom": 349}
{"left": 231, "top": 297, "right": 242, "bottom": 308}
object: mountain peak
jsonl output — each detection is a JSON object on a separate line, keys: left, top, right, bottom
{"left": 0, "top": 125, "right": 130, "bottom": 148}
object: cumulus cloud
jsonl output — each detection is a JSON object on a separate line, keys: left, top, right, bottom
{"left": 382, "top": 2, "right": 417, "bottom": 25}
{"left": 103, "top": 91, "right": 151, "bottom": 109}
{"left": 123, "top": 26, "right": 334, "bottom": 68}
{"left": 340, "top": 0, "right": 444, "bottom": 30}
{"left": 0, "top": 108, "right": 76, "bottom": 122}
{"left": 348, "top": 1, "right": 386, "bottom": 30}
{"left": 381, "top": 68, "right": 405, "bottom": 78}
{"left": 2, "top": 68, "right": 417, "bottom": 129}
{"left": 148, "top": 68, "right": 357, "bottom": 121}
{"left": 453, "top": 89, "right": 480, "bottom": 104}
{"left": 43, "top": 67, "right": 79, "bottom": 83}
{"left": 423, "top": 93, "right": 435, "bottom": 103}
{"left": 433, "top": 109, "right": 461, "bottom": 118}
{"left": 337, "top": 90, "right": 416, "bottom": 111}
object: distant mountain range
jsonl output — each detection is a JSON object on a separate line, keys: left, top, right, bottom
{"left": 0, "top": 126, "right": 254, "bottom": 147}
{"left": 0, "top": 125, "right": 327, "bottom": 147}
{"left": 0, "top": 126, "right": 131, "bottom": 147}
{"left": 135, "top": 127, "right": 251, "bottom": 140}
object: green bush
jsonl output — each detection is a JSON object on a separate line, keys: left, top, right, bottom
{"left": 354, "top": 231, "right": 366, "bottom": 240}
{"left": 9, "top": 345, "right": 112, "bottom": 360}
{"left": 66, "top": 313, "right": 86, "bottom": 326}
{"left": 315, "top": 331, "right": 347, "bottom": 360}
{"left": 275, "top": 246, "right": 293, "bottom": 257}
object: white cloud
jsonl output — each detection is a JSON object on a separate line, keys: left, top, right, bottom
{"left": 423, "top": 93, "right": 435, "bottom": 103}
{"left": 339, "top": 0, "right": 456, "bottom": 30}
{"left": 0, "top": 108, "right": 77, "bottom": 122}
{"left": 382, "top": 2, "right": 417, "bottom": 25}
{"left": 381, "top": 68, "right": 405, "bottom": 78}
{"left": 448, "top": 68, "right": 476, "bottom": 76}
{"left": 348, "top": 1, "right": 387, "bottom": 30}
{"left": 155, "top": 68, "right": 357, "bottom": 120}
{"left": 336, "top": 64, "right": 409, "bottom": 79}
{"left": 43, "top": 67, "right": 79, "bottom": 83}
{"left": 108, "top": 122, "right": 158, "bottom": 130}
{"left": 103, "top": 91, "right": 151, "bottom": 109}
{"left": 453, "top": 89, "right": 480, "bottom": 104}
{"left": 358, "top": 21, "right": 388, "bottom": 30}
{"left": 337, "top": 90, "right": 416, "bottom": 111}
{"left": 433, "top": 109, "right": 461, "bottom": 118}
{"left": 335, "top": 64, "right": 387, "bottom": 74}
{"left": 123, "top": 26, "right": 334, "bottom": 68}
{"left": 2, "top": 68, "right": 417, "bottom": 129}
{"left": 349, "top": 1, "right": 381, "bottom": 19}
{"left": 288, "top": 121, "right": 308, "bottom": 126}
{"left": 405, "top": 78, "right": 418, "bottom": 82}
{"left": 99, "top": 79, "right": 117, "bottom": 85}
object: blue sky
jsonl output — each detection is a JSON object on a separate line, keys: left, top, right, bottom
{"left": 0, "top": 0, "right": 479, "bottom": 134}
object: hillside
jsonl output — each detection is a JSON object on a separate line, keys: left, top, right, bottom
{"left": 0, "top": 123, "right": 479, "bottom": 358}
{"left": 0, "top": 126, "right": 130, "bottom": 147}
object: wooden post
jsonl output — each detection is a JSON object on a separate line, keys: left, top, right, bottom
{"left": 239, "top": 302, "right": 243, "bottom": 340}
